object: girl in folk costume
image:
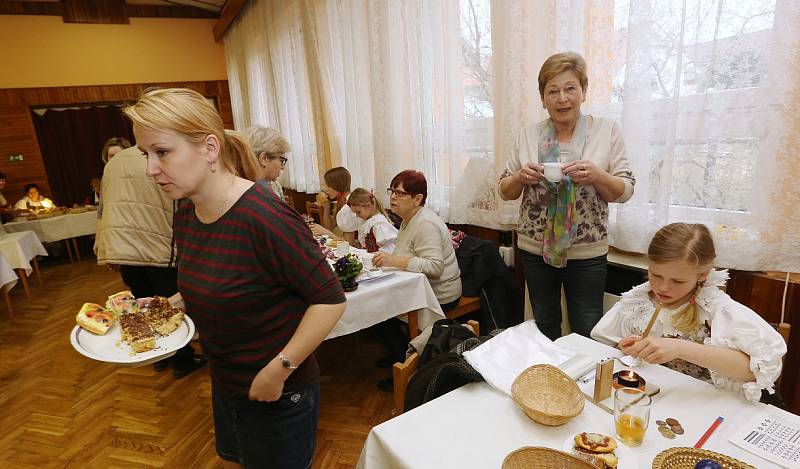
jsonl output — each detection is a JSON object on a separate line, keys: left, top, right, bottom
{"left": 591, "top": 223, "right": 786, "bottom": 404}
{"left": 346, "top": 188, "right": 397, "bottom": 254}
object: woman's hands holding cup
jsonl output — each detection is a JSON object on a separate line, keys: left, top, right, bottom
{"left": 564, "top": 160, "right": 603, "bottom": 186}
{"left": 515, "top": 163, "right": 544, "bottom": 186}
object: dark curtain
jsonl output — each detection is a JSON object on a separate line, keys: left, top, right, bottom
{"left": 31, "top": 105, "right": 134, "bottom": 206}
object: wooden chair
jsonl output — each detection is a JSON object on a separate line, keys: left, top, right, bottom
{"left": 305, "top": 201, "right": 321, "bottom": 224}
{"left": 392, "top": 319, "right": 480, "bottom": 415}
{"left": 445, "top": 295, "right": 481, "bottom": 320}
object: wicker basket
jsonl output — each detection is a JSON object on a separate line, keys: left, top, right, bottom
{"left": 511, "top": 364, "right": 585, "bottom": 426}
{"left": 652, "top": 447, "right": 757, "bottom": 469}
{"left": 502, "top": 446, "right": 597, "bottom": 469}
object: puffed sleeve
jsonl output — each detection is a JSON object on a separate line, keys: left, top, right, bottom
{"left": 607, "top": 121, "right": 635, "bottom": 203}
{"left": 371, "top": 217, "right": 398, "bottom": 247}
{"left": 590, "top": 284, "right": 651, "bottom": 346}
{"left": 336, "top": 204, "right": 359, "bottom": 232}
{"left": 705, "top": 299, "right": 787, "bottom": 403}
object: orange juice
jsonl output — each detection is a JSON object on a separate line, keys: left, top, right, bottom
{"left": 615, "top": 413, "right": 646, "bottom": 445}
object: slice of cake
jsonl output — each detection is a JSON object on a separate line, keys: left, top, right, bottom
{"left": 143, "top": 296, "right": 184, "bottom": 335}
{"left": 119, "top": 313, "right": 156, "bottom": 353}
{"left": 76, "top": 303, "right": 115, "bottom": 335}
{"left": 106, "top": 291, "right": 139, "bottom": 317}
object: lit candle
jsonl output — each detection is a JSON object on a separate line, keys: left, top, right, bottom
{"left": 617, "top": 371, "right": 642, "bottom": 388}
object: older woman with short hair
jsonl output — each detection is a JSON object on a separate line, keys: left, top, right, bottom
{"left": 499, "top": 52, "right": 635, "bottom": 341}
{"left": 245, "top": 126, "right": 291, "bottom": 201}
{"left": 372, "top": 170, "right": 462, "bottom": 387}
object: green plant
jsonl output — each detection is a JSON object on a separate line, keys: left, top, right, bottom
{"left": 333, "top": 254, "right": 363, "bottom": 282}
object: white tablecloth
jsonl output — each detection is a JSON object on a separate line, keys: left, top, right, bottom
{"left": 326, "top": 270, "right": 444, "bottom": 340}
{"left": 358, "top": 332, "right": 788, "bottom": 469}
{"left": 3, "top": 210, "right": 98, "bottom": 243}
{"left": 0, "top": 253, "right": 18, "bottom": 292}
{"left": 0, "top": 231, "right": 48, "bottom": 276}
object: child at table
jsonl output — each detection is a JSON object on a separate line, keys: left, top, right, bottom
{"left": 590, "top": 223, "right": 786, "bottom": 403}
{"left": 346, "top": 188, "right": 398, "bottom": 254}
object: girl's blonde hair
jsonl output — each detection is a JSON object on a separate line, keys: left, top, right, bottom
{"left": 348, "top": 188, "right": 388, "bottom": 218}
{"left": 124, "top": 88, "right": 258, "bottom": 181}
{"left": 648, "top": 223, "right": 716, "bottom": 334}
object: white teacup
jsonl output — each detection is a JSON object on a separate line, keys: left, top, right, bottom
{"left": 361, "top": 254, "right": 374, "bottom": 270}
{"left": 542, "top": 162, "right": 564, "bottom": 183}
{"left": 335, "top": 241, "right": 350, "bottom": 257}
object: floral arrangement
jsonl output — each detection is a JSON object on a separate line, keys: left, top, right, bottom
{"left": 333, "top": 254, "right": 363, "bottom": 291}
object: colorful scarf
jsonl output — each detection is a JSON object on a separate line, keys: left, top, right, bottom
{"left": 538, "top": 114, "right": 588, "bottom": 267}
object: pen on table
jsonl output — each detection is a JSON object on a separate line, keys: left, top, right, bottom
{"left": 694, "top": 416, "right": 725, "bottom": 448}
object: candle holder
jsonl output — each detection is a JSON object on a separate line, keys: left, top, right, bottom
{"left": 613, "top": 370, "right": 646, "bottom": 391}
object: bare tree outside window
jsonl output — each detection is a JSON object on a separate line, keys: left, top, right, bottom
{"left": 460, "top": 0, "right": 493, "bottom": 119}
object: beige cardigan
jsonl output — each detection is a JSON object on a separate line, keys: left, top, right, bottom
{"left": 395, "top": 206, "right": 462, "bottom": 304}
{"left": 502, "top": 116, "right": 635, "bottom": 260}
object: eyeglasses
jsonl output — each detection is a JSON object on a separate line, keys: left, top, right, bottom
{"left": 387, "top": 188, "right": 413, "bottom": 198}
{"left": 261, "top": 153, "right": 288, "bottom": 167}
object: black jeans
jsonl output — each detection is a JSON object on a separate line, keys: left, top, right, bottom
{"left": 521, "top": 252, "right": 607, "bottom": 340}
{"left": 213, "top": 381, "right": 320, "bottom": 469}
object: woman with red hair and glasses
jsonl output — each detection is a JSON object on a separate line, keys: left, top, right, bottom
{"left": 372, "top": 170, "right": 462, "bottom": 388}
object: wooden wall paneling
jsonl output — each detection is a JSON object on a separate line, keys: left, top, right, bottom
{"left": 214, "top": 0, "right": 248, "bottom": 42}
{"left": 0, "top": 1, "right": 61, "bottom": 16}
{"left": 0, "top": 80, "right": 232, "bottom": 209}
{"left": 61, "top": 0, "right": 128, "bottom": 24}
{"left": 0, "top": 106, "right": 51, "bottom": 204}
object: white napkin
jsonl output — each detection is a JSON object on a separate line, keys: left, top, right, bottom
{"left": 463, "top": 320, "right": 575, "bottom": 395}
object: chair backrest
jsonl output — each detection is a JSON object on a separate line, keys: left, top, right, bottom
{"left": 305, "top": 201, "right": 321, "bottom": 224}
{"left": 392, "top": 319, "right": 479, "bottom": 415}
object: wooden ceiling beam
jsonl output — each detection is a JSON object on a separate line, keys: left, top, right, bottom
{"left": 213, "top": 0, "right": 246, "bottom": 42}
{"left": 0, "top": 1, "right": 218, "bottom": 20}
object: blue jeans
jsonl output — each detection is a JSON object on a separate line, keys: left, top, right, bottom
{"left": 212, "top": 381, "right": 320, "bottom": 469}
{"left": 521, "top": 252, "right": 607, "bottom": 340}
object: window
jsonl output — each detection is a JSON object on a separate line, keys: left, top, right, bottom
{"left": 460, "top": 0, "right": 494, "bottom": 161}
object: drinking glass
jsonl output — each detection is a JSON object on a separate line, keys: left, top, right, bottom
{"left": 614, "top": 387, "right": 650, "bottom": 446}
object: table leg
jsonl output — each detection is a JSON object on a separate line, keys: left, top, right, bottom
{"left": 72, "top": 238, "right": 81, "bottom": 262}
{"left": 15, "top": 268, "right": 30, "bottom": 300}
{"left": 64, "top": 239, "right": 74, "bottom": 263}
{"left": 32, "top": 256, "right": 42, "bottom": 286}
{"left": 1, "top": 284, "right": 12, "bottom": 321}
{"left": 408, "top": 310, "right": 420, "bottom": 339}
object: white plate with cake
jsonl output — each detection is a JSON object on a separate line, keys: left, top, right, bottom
{"left": 70, "top": 292, "right": 196, "bottom": 367}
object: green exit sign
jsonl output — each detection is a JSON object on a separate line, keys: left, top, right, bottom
{"left": 8, "top": 155, "right": 23, "bottom": 162}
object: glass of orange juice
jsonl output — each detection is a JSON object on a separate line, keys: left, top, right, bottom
{"left": 613, "top": 387, "right": 651, "bottom": 446}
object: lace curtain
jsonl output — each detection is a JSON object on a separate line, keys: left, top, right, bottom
{"left": 224, "top": 0, "right": 466, "bottom": 215}
{"left": 482, "top": 0, "right": 799, "bottom": 271}
{"left": 225, "top": 0, "right": 799, "bottom": 271}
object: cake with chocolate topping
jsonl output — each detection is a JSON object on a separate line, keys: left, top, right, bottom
{"left": 119, "top": 313, "right": 156, "bottom": 353}
{"left": 143, "top": 296, "right": 184, "bottom": 335}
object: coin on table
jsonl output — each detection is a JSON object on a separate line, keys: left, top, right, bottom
{"left": 666, "top": 417, "right": 680, "bottom": 427}
{"left": 656, "top": 420, "right": 667, "bottom": 426}
{"left": 659, "top": 426, "right": 676, "bottom": 439}
{"left": 671, "top": 425, "right": 685, "bottom": 435}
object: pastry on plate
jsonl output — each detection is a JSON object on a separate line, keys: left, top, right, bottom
{"left": 144, "top": 296, "right": 184, "bottom": 335}
{"left": 573, "top": 433, "right": 619, "bottom": 469}
{"left": 119, "top": 313, "right": 156, "bottom": 353}
{"left": 106, "top": 290, "right": 139, "bottom": 317}
{"left": 75, "top": 303, "right": 115, "bottom": 335}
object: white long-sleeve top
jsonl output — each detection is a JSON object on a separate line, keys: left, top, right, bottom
{"left": 591, "top": 269, "right": 786, "bottom": 403}
{"left": 357, "top": 213, "right": 397, "bottom": 254}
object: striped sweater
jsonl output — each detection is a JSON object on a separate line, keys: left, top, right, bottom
{"left": 175, "top": 184, "right": 345, "bottom": 396}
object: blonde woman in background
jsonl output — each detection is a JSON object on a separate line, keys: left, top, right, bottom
{"left": 125, "top": 88, "right": 346, "bottom": 469}
{"left": 245, "top": 126, "right": 290, "bottom": 202}
{"left": 591, "top": 223, "right": 786, "bottom": 404}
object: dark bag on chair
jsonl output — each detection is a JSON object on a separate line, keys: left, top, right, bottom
{"left": 419, "top": 319, "right": 477, "bottom": 367}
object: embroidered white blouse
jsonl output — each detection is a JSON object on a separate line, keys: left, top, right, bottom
{"left": 590, "top": 270, "right": 786, "bottom": 403}
{"left": 356, "top": 213, "right": 398, "bottom": 254}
